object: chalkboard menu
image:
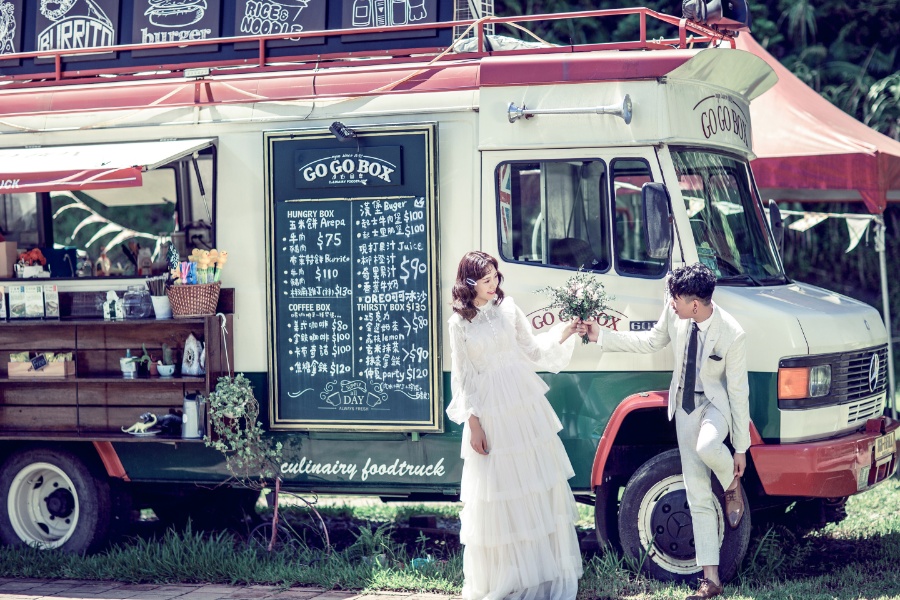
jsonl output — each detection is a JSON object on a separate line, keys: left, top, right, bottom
{"left": 265, "top": 124, "right": 440, "bottom": 431}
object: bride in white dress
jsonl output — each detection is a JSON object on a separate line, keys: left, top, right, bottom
{"left": 446, "top": 251, "right": 584, "bottom": 600}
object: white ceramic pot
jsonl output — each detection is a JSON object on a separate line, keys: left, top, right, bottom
{"left": 151, "top": 295, "right": 172, "bottom": 319}
{"left": 120, "top": 358, "right": 137, "bottom": 379}
{"left": 157, "top": 364, "right": 176, "bottom": 378}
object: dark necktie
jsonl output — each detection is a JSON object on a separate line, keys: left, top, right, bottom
{"left": 682, "top": 323, "right": 699, "bottom": 414}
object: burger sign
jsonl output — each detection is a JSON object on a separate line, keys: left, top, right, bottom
{"left": 134, "top": 0, "right": 219, "bottom": 45}
{"left": 146, "top": 0, "right": 207, "bottom": 27}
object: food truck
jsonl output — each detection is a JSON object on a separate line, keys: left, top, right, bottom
{"left": 0, "top": 1, "right": 896, "bottom": 583}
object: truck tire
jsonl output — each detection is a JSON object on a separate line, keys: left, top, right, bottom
{"left": 594, "top": 479, "right": 623, "bottom": 551}
{"left": 618, "top": 449, "right": 751, "bottom": 583}
{"left": 0, "top": 448, "right": 112, "bottom": 553}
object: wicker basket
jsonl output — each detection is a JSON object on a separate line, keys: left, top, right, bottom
{"left": 167, "top": 282, "right": 221, "bottom": 318}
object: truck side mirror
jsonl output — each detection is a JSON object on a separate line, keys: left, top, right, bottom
{"left": 642, "top": 182, "right": 672, "bottom": 260}
{"left": 768, "top": 199, "right": 784, "bottom": 255}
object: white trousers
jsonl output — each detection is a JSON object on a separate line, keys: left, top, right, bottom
{"left": 674, "top": 395, "right": 735, "bottom": 567}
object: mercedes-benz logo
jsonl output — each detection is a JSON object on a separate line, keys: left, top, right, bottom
{"left": 869, "top": 353, "right": 880, "bottom": 393}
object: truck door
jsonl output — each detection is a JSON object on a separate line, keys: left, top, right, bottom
{"left": 481, "top": 147, "right": 675, "bottom": 329}
{"left": 478, "top": 148, "right": 678, "bottom": 466}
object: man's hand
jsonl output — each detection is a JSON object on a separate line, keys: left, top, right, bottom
{"left": 576, "top": 319, "right": 599, "bottom": 343}
{"left": 468, "top": 415, "right": 489, "bottom": 455}
{"left": 733, "top": 452, "right": 746, "bottom": 478}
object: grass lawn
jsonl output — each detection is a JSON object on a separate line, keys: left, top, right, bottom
{"left": 0, "top": 478, "right": 898, "bottom": 599}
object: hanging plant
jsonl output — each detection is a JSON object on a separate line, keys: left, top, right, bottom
{"left": 203, "top": 373, "right": 288, "bottom": 551}
{"left": 204, "top": 374, "right": 282, "bottom": 485}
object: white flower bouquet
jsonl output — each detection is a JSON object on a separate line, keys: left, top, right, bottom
{"left": 537, "top": 269, "right": 613, "bottom": 344}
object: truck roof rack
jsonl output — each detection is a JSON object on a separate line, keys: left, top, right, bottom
{"left": 0, "top": 8, "right": 734, "bottom": 89}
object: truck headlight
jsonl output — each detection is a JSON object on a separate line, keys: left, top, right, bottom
{"left": 808, "top": 365, "right": 831, "bottom": 397}
{"left": 778, "top": 365, "right": 831, "bottom": 399}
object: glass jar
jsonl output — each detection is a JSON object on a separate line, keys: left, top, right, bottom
{"left": 123, "top": 285, "right": 152, "bottom": 319}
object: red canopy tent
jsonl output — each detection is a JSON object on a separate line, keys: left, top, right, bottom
{"left": 736, "top": 33, "right": 898, "bottom": 411}
{"left": 736, "top": 33, "right": 900, "bottom": 215}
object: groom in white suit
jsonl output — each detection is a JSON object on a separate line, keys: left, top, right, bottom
{"left": 583, "top": 263, "right": 749, "bottom": 600}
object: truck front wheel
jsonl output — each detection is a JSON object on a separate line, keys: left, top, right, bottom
{"left": 618, "top": 449, "right": 751, "bottom": 583}
{"left": 0, "top": 448, "right": 112, "bottom": 553}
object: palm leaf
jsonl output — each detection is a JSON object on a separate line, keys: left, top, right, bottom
{"left": 84, "top": 223, "right": 124, "bottom": 248}
{"left": 71, "top": 214, "right": 107, "bottom": 238}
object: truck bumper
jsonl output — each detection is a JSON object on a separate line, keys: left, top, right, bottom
{"left": 749, "top": 416, "right": 898, "bottom": 497}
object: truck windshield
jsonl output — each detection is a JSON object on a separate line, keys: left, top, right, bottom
{"left": 671, "top": 149, "right": 786, "bottom": 285}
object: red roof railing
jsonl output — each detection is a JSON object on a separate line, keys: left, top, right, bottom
{"left": 0, "top": 8, "right": 733, "bottom": 89}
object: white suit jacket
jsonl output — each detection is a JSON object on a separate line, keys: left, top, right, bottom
{"left": 601, "top": 302, "right": 751, "bottom": 453}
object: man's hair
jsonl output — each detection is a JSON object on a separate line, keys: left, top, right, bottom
{"left": 668, "top": 263, "right": 716, "bottom": 303}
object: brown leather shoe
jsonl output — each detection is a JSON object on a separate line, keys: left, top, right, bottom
{"left": 686, "top": 578, "right": 724, "bottom": 599}
{"left": 724, "top": 480, "right": 744, "bottom": 529}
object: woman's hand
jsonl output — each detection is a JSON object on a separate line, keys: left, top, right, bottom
{"left": 468, "top": 415, "right": 489, "bottom": 455}
{"left": 560, "top": 319, "right": 580, "bottom": 343}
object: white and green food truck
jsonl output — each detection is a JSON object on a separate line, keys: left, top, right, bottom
{"left": 0, "top": 3, "right": 895, "bottom": 583}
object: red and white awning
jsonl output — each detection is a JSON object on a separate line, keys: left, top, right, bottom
{"left": 0, "top": 138, "right": 215, "bottom": 193}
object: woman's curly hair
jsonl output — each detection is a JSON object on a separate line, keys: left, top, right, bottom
{"left": 451, "top": 251, "right": 504, "bottom": 322}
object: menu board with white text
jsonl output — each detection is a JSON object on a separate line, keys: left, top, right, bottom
{"left": 265, "top": 124, "right": 440, "bottom": 431}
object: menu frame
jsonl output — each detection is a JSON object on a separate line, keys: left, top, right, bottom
{"left": 264, "top": 123, "right": 441, "bottom": 432}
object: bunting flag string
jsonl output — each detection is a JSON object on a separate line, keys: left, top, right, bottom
{"left": 778, "top": 208, "right": 880, "bottom": 254}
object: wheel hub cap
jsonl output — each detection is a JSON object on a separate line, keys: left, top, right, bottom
{"left": 44, "top": 488, "right": 75, "bottom": 519}
{"left": 649, "top": 489, "right": 695, "bottom": 560}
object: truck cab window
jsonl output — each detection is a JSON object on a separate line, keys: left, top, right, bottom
{"left": 672, "top": 149, "right": 783, "bottom": 283}
{"left": 496, "top": 160, "right": 610, "bottom": 272}
{"left": 612, "top": 158, "right": 666, "bottom": 278}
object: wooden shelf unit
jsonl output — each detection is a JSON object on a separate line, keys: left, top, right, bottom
{"left": 0, "top": 315, "right": 233, "bottom": 439}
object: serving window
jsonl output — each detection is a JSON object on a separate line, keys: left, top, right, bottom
{"left": 0, "top": 140, "right": 216, "bottom": 279}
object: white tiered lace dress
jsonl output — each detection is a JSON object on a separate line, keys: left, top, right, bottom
{"left": 447, "top": 297, "right": 582, "bottom": 600}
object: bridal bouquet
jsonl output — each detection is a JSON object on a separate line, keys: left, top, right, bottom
{"left": 537, "top": 269, "right": 613, "bottom": 344}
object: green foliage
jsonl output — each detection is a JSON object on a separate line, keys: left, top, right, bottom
{"left": 492, "top": 0, "right": 679, "bottom": 46}
{"left": 494, "top": 0, "right": 900, "bottom": 139}
{"left": 203, "top": 374, "right": 283, "bottom": 486}
{"left": 740, "top": 524, "right": 812, "bottom": 581}
{"left": 1, "top": 481, "right": 900, "bottom": 597}
{"left": 137, "top": 344, "right": 153, "bottom": 366}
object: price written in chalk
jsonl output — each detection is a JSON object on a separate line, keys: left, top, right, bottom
{"left": 399, "top": 256, "right": 427, "bottom": 285}
{"left": 317, "top": 232, "right": 342, "bottom": 251}
{"left": 403, "top": 314, "right": 427, "bottom": 335}
{"left": 316, "top": 267, "right": 339, "bottom": 282}
{"left": 402, "top": 345, "right": 429, "bottom": 363}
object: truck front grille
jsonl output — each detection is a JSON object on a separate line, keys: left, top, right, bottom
{"left": 833, "top": 345, "right": 888, "bottom": 403}
{"left": 847, "top": 396, "right": 883, "bottom": 426}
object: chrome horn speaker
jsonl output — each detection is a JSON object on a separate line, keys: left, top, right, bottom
{"left": 507, "top": 94, "right": 633, "bottom": 125}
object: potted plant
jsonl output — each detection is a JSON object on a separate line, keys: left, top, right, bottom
{"left": 157, "top": 343, "right": 176, "bottom": 378}
{"left": 137, "top": 343, "right": 158, "bottom": 377}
